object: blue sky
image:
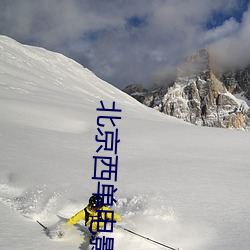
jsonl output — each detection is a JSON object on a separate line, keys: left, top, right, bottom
{"left": 205, "top": 0, "right": 249, "bottom": 28}
{"left": 0, "top": 0, "right": 249, "bottom": 89}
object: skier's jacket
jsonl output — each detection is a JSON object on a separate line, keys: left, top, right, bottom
{"left": 67, "top": 205, "right": 122, "bottom": 233}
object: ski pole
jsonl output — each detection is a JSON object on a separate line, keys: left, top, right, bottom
{"left": 118, "top": 226, "right": 181, "bottom": 250}
{"left": 37, "top": 220, "right": 48, "bottom": 230}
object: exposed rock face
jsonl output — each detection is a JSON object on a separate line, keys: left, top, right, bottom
{"left": 123, "top": 84, "right": 146, "bottom": 95}
{"left": 122, "top": 84, "right": 147, "bottom": 103}
{"left": 217, "top": 66, "right": 250, "bottom": 99}
{"left": 123, "top": 49, "right": 250, "bottom": 130}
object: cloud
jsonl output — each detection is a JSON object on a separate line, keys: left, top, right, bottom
{"left": 0, "top": 0, "right": 249, "bottom": 88}
{"left": 200, "top": 18, "right": 240, "bottom": 45}
{"left": 209, "top": 4, "right": 250, "bottom": 69}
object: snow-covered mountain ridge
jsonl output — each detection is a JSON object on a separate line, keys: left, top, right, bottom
{"left": 0, "top": 35, "right": 187, "bottom": 249}
{"left": 0, "top": 35, "right": 144, "bottom": 109}
{"left": 123, "top": 49, "right": 250, "bottom": 130}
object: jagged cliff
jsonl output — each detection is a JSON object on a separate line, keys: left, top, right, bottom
{"left": 123, "top": 49, "right": 250, "bottom": 130}
{"left": 217, "top": 66, "right": 250, "bottom": 99}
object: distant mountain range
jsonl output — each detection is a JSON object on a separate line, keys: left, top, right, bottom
{"left": 123, "top": 49, "right": 250, "bottom": 130}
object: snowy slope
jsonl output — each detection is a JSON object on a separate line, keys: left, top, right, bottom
{"left": 0, "top": 36, "right": 250, "bottom": 250}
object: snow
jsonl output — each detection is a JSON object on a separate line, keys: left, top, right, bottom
{"left": 234, "top": 93, "right": 250, "bottom": 107}
{"left": 0, "top": 35, "right": 250, "bottom": 250}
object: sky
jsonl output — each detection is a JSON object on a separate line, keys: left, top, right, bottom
{"left": 0, "top": 0, "right": 249, "bottom": 89}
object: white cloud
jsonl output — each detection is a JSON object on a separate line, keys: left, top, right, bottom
{"left": 209, "top": 5, "right": 250, "bottom": 68}
{"left": 200, "top": 18, "right": 240, "bottom": 45}
{"left": 0, "top": 0, "right": 249, "bottom": 88}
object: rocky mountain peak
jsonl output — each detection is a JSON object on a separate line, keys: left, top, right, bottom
{"left": 177, "top": 48, "right": 210, "bottom": 78}
{"left": 123, "top": 49, "right": 250, "bottom": 130}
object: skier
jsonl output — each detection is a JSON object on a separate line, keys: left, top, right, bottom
{"left": 66, "top": 195, "right": 122, "bottom": 236}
